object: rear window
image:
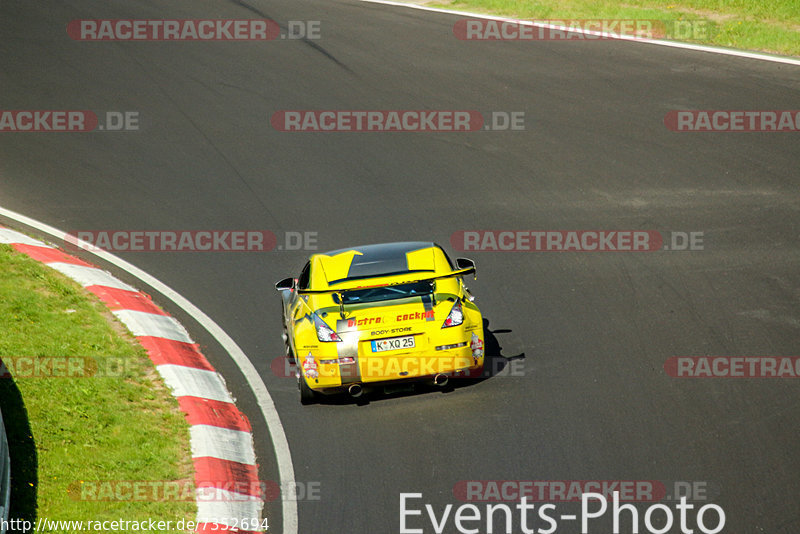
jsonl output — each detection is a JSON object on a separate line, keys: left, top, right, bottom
{"left": 323, "top": 242, "right": 436, "bottom": 285}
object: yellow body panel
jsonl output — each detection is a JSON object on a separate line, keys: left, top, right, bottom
{"left": 283, "top": 243, "right": 484, "bottom": 395}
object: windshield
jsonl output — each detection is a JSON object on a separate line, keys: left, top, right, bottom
{"left": 338, "top": 280, "right": 434, "bottom": 305}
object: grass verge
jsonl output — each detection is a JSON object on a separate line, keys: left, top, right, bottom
{"left": 433, "top": 0, "right": 800, "bottom": 57}
{"left": 0, "top": 243, "right": 195, "bottom": 530}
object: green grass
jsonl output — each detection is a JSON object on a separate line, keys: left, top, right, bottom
{"left": 0, "top": 244, "right": 195, "bottom": 531}
{"left": 438, "top": 0, "right": 800, "bottom": 56}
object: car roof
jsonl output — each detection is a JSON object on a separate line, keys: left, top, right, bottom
{"left": 308, "top": 241, "right": 451, "bottom": 290}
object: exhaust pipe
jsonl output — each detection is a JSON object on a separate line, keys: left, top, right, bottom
{"left": 433, "top": 374, "right": 449, "bottom": 387}
{"left": 348, "top": 384, "right": 363, "bottom": 398}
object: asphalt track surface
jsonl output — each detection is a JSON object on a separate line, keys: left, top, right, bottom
{"left": 1, "top": 1, "right": 799, "bottom": 533}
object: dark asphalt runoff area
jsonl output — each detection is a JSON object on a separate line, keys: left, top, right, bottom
{"left": 1, "top": 0, "right": 799, "bottom": 532}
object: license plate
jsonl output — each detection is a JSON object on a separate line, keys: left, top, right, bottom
{"left": 371, "top": 335, "right": 415, "bottom": 353}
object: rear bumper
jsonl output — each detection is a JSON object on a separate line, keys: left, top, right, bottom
{"left": 312, "top": 366, "right": 484, "bottom": 396}
{"left": 307, "top": 345, "right": 484, "bottom": 394}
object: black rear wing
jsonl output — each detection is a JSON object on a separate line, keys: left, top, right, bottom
{"left": 294, "top": 263, "right": 475, "bottom": 295}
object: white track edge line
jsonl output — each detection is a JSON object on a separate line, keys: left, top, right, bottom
{"left": 0, "top": 205, "right": 297, "bottom": 534}
{"left": 356, "top": 0, "right": 800, "bottom": 67}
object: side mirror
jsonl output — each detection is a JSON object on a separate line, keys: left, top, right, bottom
{"left": 275, "top": 277, "right": 295, "bottom": 291}
{"left": 455, "top": 258, "right": 475, "bottom": 271}
{"left": 454, "top": 258, "right": 477, "bottom": 280}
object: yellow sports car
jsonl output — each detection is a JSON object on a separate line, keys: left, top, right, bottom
{"left": 275, "top": 242, "right": 485, "bottom": 404}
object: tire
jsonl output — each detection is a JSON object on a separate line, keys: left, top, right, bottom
{"left": 298, "top": 371, "right": 317, "bottom": 405}
{"left": 281, "top": 307, "right": 295, "bottom": 363}
{"left": 283, "top": 330, "right": 295, "bottom": 363}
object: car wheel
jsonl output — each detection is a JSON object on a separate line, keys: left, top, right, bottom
{"left": 281, "top": 308, "right": 295, "bottom": 363}
{"left": 283, "top": 330, "right": 295, "bottom": 363}
{"left": 298, "top": 372, "right": 317, "bottom": 405}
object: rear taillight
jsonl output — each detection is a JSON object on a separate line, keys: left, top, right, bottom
{"left": 314, "top": 314, "right": 341, "bottom": 342}
{"left": 442, "top": 300, "right": 464, "bottom": 328}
